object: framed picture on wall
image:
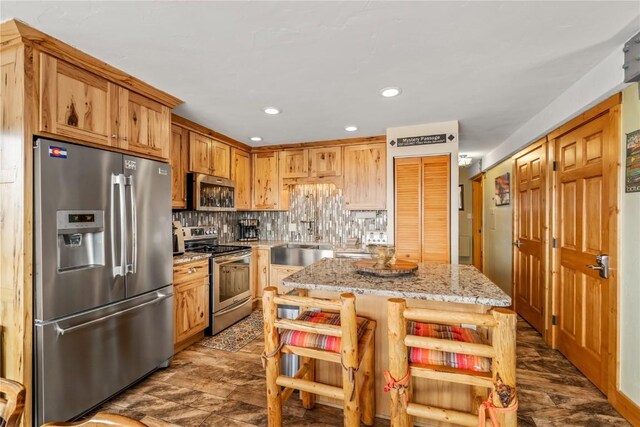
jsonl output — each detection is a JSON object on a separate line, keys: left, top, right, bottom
{"left": 459, "top": 184, "right": 464, "bottom": 210}
{"left": 495, "top": 172, "right": 510, "bottom": 206}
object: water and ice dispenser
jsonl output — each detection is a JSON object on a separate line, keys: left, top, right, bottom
{"left": 56, "top": 210, "right": 105, "bottom": 272}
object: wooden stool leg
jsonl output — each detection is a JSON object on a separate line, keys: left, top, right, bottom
{"left": 340, "top": 293, "right": 360, "bottom": 427}
{"left": 388, "top": 298, "right": 410, "bottom": 427}
{"left": 361, "top": 330, "right": 375, "bottom": 426}
{"left": 492, "top": 308, "right": 517, "bottom": 426}
{"left": 263, "top": 287, "right": 283, "bottom": 427}
{"left": 300, "top": 356, "right": 316, "bottom": 409}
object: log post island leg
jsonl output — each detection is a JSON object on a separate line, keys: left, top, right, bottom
{"left": 387, "top": 298, "right": 411, "bottom": 427}
{"left": 492, "top": 308, "right": 518, "bottom": 426}
{"left": 340, "top": 293, "right": 361, "bottom": 426}
{"left": 360, "top": 329, "right": 375, "bottom": 425}
{"left": 263, "top": 287, "right": 282, "bottom": 427}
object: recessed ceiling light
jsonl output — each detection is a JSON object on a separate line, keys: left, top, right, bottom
{"left": 380, "top": 87, "right": 402, "bottom": 98}
{"left": 264, "top": 107, "right": 281, "bottom": 115}
{"left": 250, "top": 136, "right": 263, "bottom": 142}
{"left": 344, "top": 125, "right": 358, "bottom": 132}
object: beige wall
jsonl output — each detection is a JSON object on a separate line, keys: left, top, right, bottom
{"left": 482, "top": 159, "right": 513, "bottom": 296}
{"left": 458, "top": 166, "right": 474, "bottom": 264}
{"left": 619, "top": 83, "right": 640, "bottom": 404}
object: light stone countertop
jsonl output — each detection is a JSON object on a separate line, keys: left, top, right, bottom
{"left": 173, "top": 252, "right": 211, "bottom": 265}
{"left": 282, "top": 258, "right": 511, "bottom": 307}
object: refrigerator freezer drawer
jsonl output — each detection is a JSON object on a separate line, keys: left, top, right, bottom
{"left": 34, "top": 286, "right": 174, "bottom": 425}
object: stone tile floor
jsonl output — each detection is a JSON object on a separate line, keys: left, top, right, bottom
{"left": 95, "top": 318, "right": 631, "bottom": 426}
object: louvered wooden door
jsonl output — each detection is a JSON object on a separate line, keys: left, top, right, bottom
{"left": 422, "top": 156, "right": 450, "bottom": 263}
{"left": 514, "top": 141, "right": 547, "bottom": 333}
{"left": 395, "top": 158, "right": 422, "bottom": 262}
{"left": 394, "top": 155, "right": 450, "bottom": 263}
{"left": 555, "top": 112, "right": 613, "bottom": 392}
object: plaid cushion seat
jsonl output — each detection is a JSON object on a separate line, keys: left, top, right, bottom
{"left": 280, "top": 311, "right": 369, "bottom": 353}
{"left": 407, "top": 321, "right": 491, "bottom": 372}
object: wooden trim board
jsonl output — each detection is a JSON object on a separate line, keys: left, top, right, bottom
{"left": 1, "top": 19, "right": 182, "bottom": 108}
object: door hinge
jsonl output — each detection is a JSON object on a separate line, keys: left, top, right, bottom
{"left": 552, "top": 161, "right": 558, "bottom": 171}
{"left": 552, "top": 315, "right": 557, "bottom": 326}
{"left": 552, "top": 238, "right": 557, "bottom": 248}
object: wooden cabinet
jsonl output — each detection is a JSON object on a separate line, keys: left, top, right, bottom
{"left": 189, "top": 132, "right": 211, "bottom": 174}
{"left": 253, "top": 151, "right": 281, "bottom": 209}
{"left": 40, "top": 53, "right": 117, "bottom": 147}
{"left": 253, "top": 248, "right": 271, "bottom": 303}
{"left": 211, "top": 140, "right": 231, "bottom": 179}
{"left": 310, "top": 147, "right": 342, "bottom": 177}
{"left": 188, "top": 133, "right": 231, "bottom": 178}
{"left": 39, "top": 53, "right": 171, "bottom": 160}
{"left": 170, "top": 125, "right": 189, "bottom": 209}
{"left": 270, "top": 264, "right": 304, "bottom": 294}
{"left": 118, "top": 88, "right": 171, "bottom": 159}
{"left": 173, "top": 260, "right": 209, "bottom": 350}
{"left": 394, "top": 155, "right": 450, "bottom": 263}
{"left": 281, "top": 149, "right": 309, "bottom": 178}
{"left": 343, "top": 143, "right": 386, "bottom": 210}
{"left": 232, "top": 148, "right": 251, "bottom": 210}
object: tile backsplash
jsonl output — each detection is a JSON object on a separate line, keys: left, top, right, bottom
{"left": 173, "top": 183, "right": 386, "bottom": 243}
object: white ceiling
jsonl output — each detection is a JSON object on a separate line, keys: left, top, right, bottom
{"left": 2, "top": 1, "right": 639, "bottom": 157}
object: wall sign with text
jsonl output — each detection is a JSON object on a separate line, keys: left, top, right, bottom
{"left": 390, "top": 133, "right": 456, "bottom": 147}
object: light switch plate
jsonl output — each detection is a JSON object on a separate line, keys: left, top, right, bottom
{"left": 223, "top": 224, "right": 228, "bottom": 233}
{"left": 266, "top": 223, "right": 272, "bottom": 231}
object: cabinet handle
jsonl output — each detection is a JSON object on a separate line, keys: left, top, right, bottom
{"left": 122, "top": 136, "right": 128, "bottom": 141}
{"left": 111, "top": 134, "right": 117, "bottom": 139}
{"left": 187, "top": 267, "right": 197, "bottom": 274}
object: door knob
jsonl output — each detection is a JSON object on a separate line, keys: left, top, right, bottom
{"left": 513, "top": 240, "right": 521, "bottom": 248}
{"left": 586, "top": 254, "right": 609, "bottom": 279}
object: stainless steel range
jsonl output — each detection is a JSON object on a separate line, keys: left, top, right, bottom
{"left": 183, "top": 227, "right": 252, "bottom": 334}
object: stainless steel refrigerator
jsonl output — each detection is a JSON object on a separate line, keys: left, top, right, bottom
{"left": 33, "top": 139, "right": 174, "bottom": 425}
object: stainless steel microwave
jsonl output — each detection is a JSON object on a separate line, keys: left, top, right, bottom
{"left": 187, "top": 173, "right": 236, "bottom": 211}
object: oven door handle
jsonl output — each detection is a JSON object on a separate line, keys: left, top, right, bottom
{"left": 215, "top": 296, "right": 252, "bottom": 316}
{"left": 214, "top": 252, "right": 252, "bottom": 264}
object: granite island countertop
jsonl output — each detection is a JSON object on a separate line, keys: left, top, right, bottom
{"left": 282, "top": 258, "right": 511, "bottom": 307}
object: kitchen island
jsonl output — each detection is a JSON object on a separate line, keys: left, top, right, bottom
{"left": 281, "top": 258, "right": 511, "bottom": 425}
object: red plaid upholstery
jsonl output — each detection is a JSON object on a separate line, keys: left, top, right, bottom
{"left": 407, "top": 322, "right": 491, "bottom": 372}
{"left": 280, "top": 311, "right": 369, "bottom": 353}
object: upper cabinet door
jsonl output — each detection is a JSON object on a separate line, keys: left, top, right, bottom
{"left": 253, "top": 152, "right": 279, "bottom": 209}
{"left": 231, "top": 148, "right": 251, "bottom": 210}
{"left": 118, "top": 88, "right": 171, "bottom": 160}
{"left": 189, "top": 133, "right": 211, "bottom": 174}
{"left": 343, "top": 143, "right": 386, "bottom": 210}
{"left": 210, "top": 140, "right": 231, "bottom": 179}
{"left": 170, "top": 125, "right": 189, "bottom": 209}
{"left": 310, "top": 147, "right": 342, "bottom": 177}
{"left": 39, "top": 53, "right": 116, "bottom": 147}
{"left": 281, "top": 149, "right": 309, "bottom": 178}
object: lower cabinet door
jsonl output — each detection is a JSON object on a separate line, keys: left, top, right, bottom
{"left": 174, "top": 276, "right": 209, "bottom": 344}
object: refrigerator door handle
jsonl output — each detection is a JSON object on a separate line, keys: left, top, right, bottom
{"left": 53, "top": 292, "right": 171, "bottom": 336}
{"left": 126, "top": 174, "right": 138, "bottom": 275}
{"left": 111, "top": 174, "right": 126, "bottom": 278}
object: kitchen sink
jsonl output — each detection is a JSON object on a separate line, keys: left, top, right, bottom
{"left": 271, "top": 243, "right": 334, "bottom": 266}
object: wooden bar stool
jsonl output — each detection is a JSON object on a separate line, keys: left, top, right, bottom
{"left": 386, "top": 299, "right": 517, "bottom": 427}
{"left": 1, "top": 378, "right": 26, "bottom": 427}
{"left": 262, "top": 287, "right": 376, "bottom": 427}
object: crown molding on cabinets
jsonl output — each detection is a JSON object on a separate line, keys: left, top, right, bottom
{"left": 171, "top": 113, "right": 252, "bottom": 152}
{"left": 251, "top": 134, "right": 387, "bottom": 152}
{"left": 0, "top": 19, "right": 182, "bottom": 108}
